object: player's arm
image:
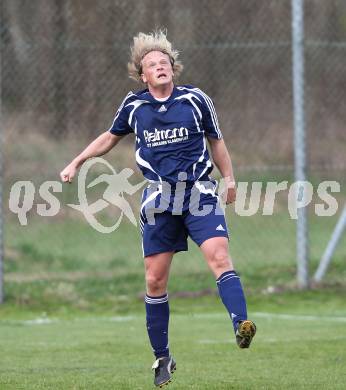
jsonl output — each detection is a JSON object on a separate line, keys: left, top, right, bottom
{"left": 60, "top": 131, "right": 123, "bottom": 183}
{"left": 207, "top": 137, "right": 236, "bottom": 204}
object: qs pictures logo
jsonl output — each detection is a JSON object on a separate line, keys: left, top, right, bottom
{"left": 9, "top": 158, "right": 146, "bottom": 233}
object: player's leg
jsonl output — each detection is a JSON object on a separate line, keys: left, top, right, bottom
{"left": 141, "top": 211, "right": 187, "bottom": 386}
{"left": 200, "top": 237, "right": 248, "bottom": 329}
{"left": 200, "top": 236, "right": 233, "bottom": 278}
{"left": 184, "top": 206, "right": 256, "bottom": 348}
{"left": 145, "top": 252, "right": 176, "bottom": 387}
{"left": 145, "top": 251, "right": 173, "bottom": 296}
{"left": 200, "top": 236, "right": 256, "bottom": 347}
{"left": 145, "top": 251, "right": 173, "bottom": 359}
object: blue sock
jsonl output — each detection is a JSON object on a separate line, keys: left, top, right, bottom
{"left": 217, "top": 270, "right": 247, "bottom": 333}
{"left": 145, "top": 293, "right": 170, "bottom": 359}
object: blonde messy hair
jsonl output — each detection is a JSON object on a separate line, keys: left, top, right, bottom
{"left": 128, "top": 30, "right": 184, "bottom": 82}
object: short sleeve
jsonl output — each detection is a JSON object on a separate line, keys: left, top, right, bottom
{"left": 108, "top": 94, "right": 134, "bottom": 136}
{"left": 199, "top": 92, "right": 223, "bottom": 139}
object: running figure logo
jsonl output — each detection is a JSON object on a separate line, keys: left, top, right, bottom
{"left": 68, "top": 157, "right": 146, "bottom": 233}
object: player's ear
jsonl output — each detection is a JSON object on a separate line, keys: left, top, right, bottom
{"left": 170, "top": 58, "right": 175, "bottom": 76}
{"left": 141, "top": 73, "right": 147, "bottom": 83}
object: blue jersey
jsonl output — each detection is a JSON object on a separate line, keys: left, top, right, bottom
{"left": 109, "top": 85, "right": 222, "bottom": 186}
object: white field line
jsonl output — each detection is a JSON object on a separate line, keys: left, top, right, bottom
{"left": 0, "top": 315, "right": 136, "bottom": 326}
{"left": 23, "top": 318, "right": 58, "bottom": 325}
{"left": 1, "top": 312, "right": 346, "bottom": 326}
{"left": 198, "top": 335, "right": 346, "bottom": 344}
{"left": 252, "top": 312, "right": 346, "bottom": 322}
{"left": 190, "top": 312, "right": 346, "bottom": 322}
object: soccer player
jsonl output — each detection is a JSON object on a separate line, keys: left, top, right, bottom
{"left": 60, "top": 30, "right": 256, "bottom": 388}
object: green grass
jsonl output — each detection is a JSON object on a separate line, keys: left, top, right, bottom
{"left": 0, "top": 300, "right": 345, "bottom": 389}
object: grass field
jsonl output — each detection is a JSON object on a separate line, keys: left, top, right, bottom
{"left": 1, "top": 301, "right": 346, "bottom": 389}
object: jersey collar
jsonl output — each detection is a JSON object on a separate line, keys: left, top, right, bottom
{"left": 141, "top": 85, "right": 179, "bottom": 103}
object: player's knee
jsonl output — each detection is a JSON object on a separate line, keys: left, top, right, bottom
{"left": 146, "top": 274, "right": 167, "bottom": 294}
{"left": 209, "top": 249, "right": 230, "bottom": 270}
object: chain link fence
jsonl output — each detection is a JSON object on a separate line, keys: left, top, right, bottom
{"left": 1, "top": 0, "right": 346, "bottom": 302}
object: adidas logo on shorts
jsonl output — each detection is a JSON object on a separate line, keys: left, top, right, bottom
{"left": 216, "top": 224, "right": 225, "bottom": 231}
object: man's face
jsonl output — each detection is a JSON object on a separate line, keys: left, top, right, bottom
{"left": 141, "top": 51, "right": 174, "bottom": 88}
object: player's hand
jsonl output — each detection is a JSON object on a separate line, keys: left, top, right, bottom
{"left": 60, "top": 162, "right": 78, "bottom": 183}
{"left": 220, "top": 178, "right": 237, "bottom": 205}
{"left": 226, "top": 185, "right": 237, "bottom": 204}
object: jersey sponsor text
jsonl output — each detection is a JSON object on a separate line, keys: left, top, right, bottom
{"left": 143, "top": 127, "right": 189, "bottom": 147}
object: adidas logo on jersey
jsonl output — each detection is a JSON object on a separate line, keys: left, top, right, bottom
{"left": 158, "top": 104, "right": 167, "bottom": 112}
{"left": 216, "top": 224, "right": 225, "bottom": 231}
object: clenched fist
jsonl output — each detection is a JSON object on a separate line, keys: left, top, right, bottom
{"left": 60, "top": 162, "right": 78, "bottom": 183}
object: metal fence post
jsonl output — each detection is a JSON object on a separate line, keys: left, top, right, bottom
{"left": 292, "top": 0, "right": 309, "bottom": 289}
{"left": 314, "top": 205, "right": 346, "bottom": 282}
{"left": 0, "top": 3, "right": 4, "bottom": 303}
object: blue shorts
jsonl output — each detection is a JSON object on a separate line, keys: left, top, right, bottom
{"left": 140, "top": 202, "right": 229, "bottom": 257}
